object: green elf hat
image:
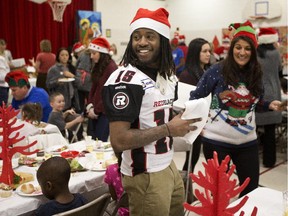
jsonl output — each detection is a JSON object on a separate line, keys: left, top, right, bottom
{"left": 5, "top": 70, "right": 29, "bottom": 87}
{"left": 228, "top": 20, "right": 257, "bottom": 47}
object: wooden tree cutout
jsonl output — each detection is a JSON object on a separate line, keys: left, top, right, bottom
{"left": 0, "top": 103, "right": 38, "bottom": 185}
{"left": 184, "top": 151, "right": 258, "bottom": 216}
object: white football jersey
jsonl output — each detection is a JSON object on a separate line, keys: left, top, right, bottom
{"left": 103, "top": 64, "right": 178, "bottom": 176}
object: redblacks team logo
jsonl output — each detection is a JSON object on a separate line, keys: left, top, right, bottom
{"left": 113, "top": 92, "right": 129, "bottom": 109}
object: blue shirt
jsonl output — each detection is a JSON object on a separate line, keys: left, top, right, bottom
{"left": 11, "top": 86, "right": 52, "bottom": 122}
{"left": 172, "top": 47, "right": 184, "bottom": 75}
{"left": 35, "top": 193, "right": 87, "bottom": 216}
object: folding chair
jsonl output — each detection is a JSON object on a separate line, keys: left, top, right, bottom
{"left": 173, "top": 137, "right": 194, "bottom": 205}
{"left": 109, "top": 191, "right": 129, "bottom": 216}
{"left": 70, "top": 122, "right": 83, "bottom": 143}
{"left": 52, "top": 193, "right": 111, "bottom": 216}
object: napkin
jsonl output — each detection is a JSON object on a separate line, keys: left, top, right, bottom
{"left": 181, "top": 98, "right": 210, "bottom": 144}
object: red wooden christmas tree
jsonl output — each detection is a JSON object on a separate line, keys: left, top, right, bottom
{"left": 184, "top": 151, "right": 258, "bottom": 216}
{"left": 0, "top": 103, "right": 38, "bottom": 185}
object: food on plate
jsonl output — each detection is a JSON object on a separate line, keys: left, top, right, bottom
{"left": 18, "top": 155, "right": 42, "bottom": 167}
{"left": 0, "top": 183, "right": 13, "bottom": 198}
{"left": 19, "top": 183, "right": 42, "bottom": 195}
{"left": 52, "top": 145, "right": 68, "bottom": 153}
{"left": 14, "top": 172, "right": 34, "bottom": 184}
{"left": 66, "top": 158, "right": 85, "bottom": 172}
{"left": 36, "top": 150, "right": 45, "bottom": 157}
{"left": 78, "top": 150, "right": 90, "bottom": 157}
{"left": 20, "top": 183, "right": 35, "bottom": 194}
{"left": 95, "top": 141, "right": 111, "bottom": 150}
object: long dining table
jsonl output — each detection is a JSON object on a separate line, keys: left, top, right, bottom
{"left": 186, "top": 187, "right": 283, "bottom": 216}
{"left": 0, "top": 141, "right": 111, "bottom": 216}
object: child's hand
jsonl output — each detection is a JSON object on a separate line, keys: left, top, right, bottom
{"left": 66, "top": 109, "right": 76, "bottom": 115}
{"left": 76, "top": 115, "right": 84, "bottom": 123}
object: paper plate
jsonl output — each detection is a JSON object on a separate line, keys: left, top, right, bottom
{"left": 16, "top": 183, "right": 42, "bottom": 197}
{"left": 58, "top": 78, "right": 75, "bottom": 82}
{"left": 46, "top": 145, "right": 68, "bottom": 155}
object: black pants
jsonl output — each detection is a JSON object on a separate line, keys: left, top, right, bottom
{"left": 260, "top": 124, "right": 276, "bottom": 167}
{"left": 78, "top": 90, "right": 89, "bottom": 113}
{"left": 203, "top": 141, "right": 259, "bottom": 197}
{"left": 182, "top": 135, "right": 202, "bottom": 173}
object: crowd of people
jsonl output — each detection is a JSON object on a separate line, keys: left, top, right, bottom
{"left": 0, "top": 7, "right": 287, "bottom": 216}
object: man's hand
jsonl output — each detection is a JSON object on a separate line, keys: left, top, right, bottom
{"left": 166, "top": 112, "right": 202, "bottom": 137}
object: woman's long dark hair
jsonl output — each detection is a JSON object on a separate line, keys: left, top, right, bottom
{"left": 91, "top": 53, "right": 111, "bottom": 83}
{"left": 185, "top": 38, "right": 210, "bottom": 82}
{"left": 257, "top": 43, "right": 276, "bottom": 59}
{"left": 56, "top": 47, "right": 76, "bottom": 74}
{"left": 221, "top": 36, "right": 263, "bottom": 97}
{"left": 120, "top": 34, "right": 175, "bottom": 78}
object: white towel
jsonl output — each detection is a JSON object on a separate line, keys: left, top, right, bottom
{"left": 181, "top": 98, "right": 210, "bottom": 144}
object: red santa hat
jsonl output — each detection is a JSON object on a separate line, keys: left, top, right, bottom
{"left": 5, "top": 70, "right": 29, "bottom": 87}
{"left": 72, "top": 42, "right": 85, "bottom": 53}
{"left": 229, "top": 20, "right": 257, "bottom": 47}
{"left": 222, "top": 34, "right": 230, "bottom": 44}
{"left": 171, "top": 38, "right": 179, "bottom": 46}
{"left": 258, "top": 27, "right": 279, "bottom": 44}
{"left": 88, "top": 37, "right": 110, "bottom": 54}
{"left": 178, "top": 35, "right": 185, "bottom": 43}
{"left": 129, "top": 8, "right": 171, "bottom": 39}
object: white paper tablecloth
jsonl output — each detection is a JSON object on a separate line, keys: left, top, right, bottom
{"left": 230, "top": 187, "right": 283, "bottom": 216}
{"left": 186, "top": 187, "right": 283, "bottom": 216}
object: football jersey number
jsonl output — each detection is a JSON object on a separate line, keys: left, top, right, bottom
{"left": 154, "top": 108, "right": 172, "bottom": 154}
{"left": 115, "top": 70, "right": 136, "bottom": 83}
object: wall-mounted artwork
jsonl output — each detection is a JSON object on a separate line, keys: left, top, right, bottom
{"left": 77, "top": 10, "right": 102, "bottom": 46}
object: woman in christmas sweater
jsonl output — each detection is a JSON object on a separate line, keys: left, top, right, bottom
{"left": 190, "top": 21, "right": 285, "bottom": 197}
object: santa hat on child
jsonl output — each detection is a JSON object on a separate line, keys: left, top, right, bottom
{"left": 222, "top": 34, "right": 231, "bottom": 44}
{"left": 178, "top": 35, "right": 186, "bottom": 44}
{"left": 229, "top": 20, "right": 257, "bottom": 47}
{"left": 258, "top": 27, "right": 279, "bottom": 44}
{"left": 72, "top": 42, "right": 85, "bottom": 53}
{"left": 88, "top": 37, "right": 110, "bottom": 54}
{"left": 129, "top": 8, "right": 171, "bottom": 39}
{"left": 171, "top": 38, "right": 179, "bottom": 46}
{"left": 5, "top": 70, "right": 29, "bottom": 87}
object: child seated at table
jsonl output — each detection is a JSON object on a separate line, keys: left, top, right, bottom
{"left": 104, "top": 152, "right": 129, "bottom": 216}
{"left": 21, "top": 102, "right": 43, "bottom": 126}
{"left": 48, "top": 92, "right": 84, "bottom": 142}
{"left": 35, "top": 157, "right": 87, "bottom": 216}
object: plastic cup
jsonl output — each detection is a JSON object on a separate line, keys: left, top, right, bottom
{"left": 283, "top": 191, "right": 288, "bottom": 216}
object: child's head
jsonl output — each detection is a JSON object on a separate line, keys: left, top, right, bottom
{"left": 36, "top": 156, "right": 71, "bottom": 200}
{"left": 49, "top": 92, "right": 65, "bottom": 112}
{"left": 21, "top": 102, "right": 43, "bottom": 124}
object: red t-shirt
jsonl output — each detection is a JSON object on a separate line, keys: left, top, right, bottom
{"left": 36, "top": 52, "right": 56, "bottom": 74}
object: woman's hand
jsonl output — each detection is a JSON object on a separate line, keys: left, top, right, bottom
{"left": 87, "top": 108, "right": 98, "bottom": 119}
{"left": 269, "top": 100, "right": 288, "bottom": 111}
{"left": 29, "top": 57, "right": 35, "bottom": 67}
{"left": 63, "top": 71, "right": 75, "bottom": 78}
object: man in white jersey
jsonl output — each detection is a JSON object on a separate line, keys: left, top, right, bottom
{"left": 102, "top": 8, "right": 201, "bottom": 216}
